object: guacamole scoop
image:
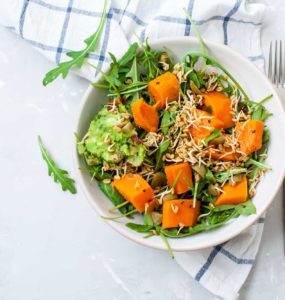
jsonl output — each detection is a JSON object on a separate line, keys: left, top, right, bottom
{"left": 78, "top": 105, "right": 146, "bottom": 167}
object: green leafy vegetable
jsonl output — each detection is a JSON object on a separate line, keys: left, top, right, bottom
{"left": 262, "top": 128, "right": 270, "bottom": 144}
{"left": 126, "top": 223, "right": 154, "bottom": 232}
{"left": 251, "top": 105, "right": 272, "bottom": 121}
{"left": 183, "top": 52, "right": 250, "bottom": 103}
{"left": 160, "top": 111, "right": 172, "bottom": 135}
{"left": 43, "top": 0, "right": 108, "bottom": 86}
{"left": 161, "top": 201, "right": 256, "bottom": 238}
{"left": 98, "top": 181, "right": 134, "bottom": 214}
{"left": 144, "top": 213, "right": 154, "bottom": 226}
{"left": 204, "top": 129, "right": 221, "bottom": 146}
{"left": 215, "top": 168, "right": 247, "bottom": 183}
{"left": 38, "top": 136, "right": 76, "bottom": 194}
{"left": 155, "top": 140, "right": 170, "bottom": 171}
{"left": 245, "top": 159, "right": 271, "bottom": 170}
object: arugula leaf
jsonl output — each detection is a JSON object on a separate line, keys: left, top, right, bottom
{"left": 43, "top": 0, "right": 108, "bottom": 86}
{"left": 118, "top": 43, "right": 138, "bottom": 66}
{"left": 245, "top": 159, "right": 271, "bottom": 170}
{"left": 205, "top": 168, "right": 215, "bottom": 182}
{"left": 262, "top": 128, "right": 270, "bottom": 144}
{"left": 160, "top": 111, "right": 172, "bottom": 135}
{"left": 125, "top": 56, "right": 140, "bottom": 102}
{"left": 182, "top": 52, "right": 251, "bottom": 103}
{"left": 184, "top": 9, "right": 206, "bottom": 56}
{"left": 155, "top": 140, "right": 170, "bottom": 171}
{"left": 204, "top": 129, "right": 221, "bottom": 146}
{"left": 144, "top": 213, "right": 155, "bottom": 226}
{"left": 215, "top": 168, "right": 247, "bottom": 183}
{"left": 189, "top": 72, "right": 201, "bottom": 88}
{"left": 126, "top": 223, "right": 154, "bottom": 232}
{"left": 38, "top": 136, "right": 76, "bottom": 194}
{"left": 161, "top": 201, "right": 256, "bottom": 238}
{"left": 98, "top": 181, "right": 134, "bottom": 215}
{"left": 252, "top": 105, "right": 272, "bottom": 121}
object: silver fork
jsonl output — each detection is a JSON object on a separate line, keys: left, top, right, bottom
{"left": 267, "top": 40, "right": 285, "bottom": 255}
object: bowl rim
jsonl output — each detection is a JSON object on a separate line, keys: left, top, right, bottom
{"left": 73, "top": 36, "right": 285, "bottom": 251}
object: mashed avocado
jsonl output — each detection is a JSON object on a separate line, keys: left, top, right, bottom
{"left": 78, "top": 104, "right": 146, "bottom": 167}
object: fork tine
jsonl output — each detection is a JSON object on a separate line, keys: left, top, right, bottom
{"left": 278, "top": 40, "right": 283, "bottom": 86}
{"left": 268, "top": 41, "right": 272, "bottom": 81}
{"left": 274, "top": 40, "right": 278, "bottom": 86}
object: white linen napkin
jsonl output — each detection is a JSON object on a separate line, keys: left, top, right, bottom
{"left": 0, "top": 1, "right": 267, "bottom": 299}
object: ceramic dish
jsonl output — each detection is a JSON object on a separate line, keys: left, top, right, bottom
{"left": 73, "top": 37, "right": 285, "bottom": 251}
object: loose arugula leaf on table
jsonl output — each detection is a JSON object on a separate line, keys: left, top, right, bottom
{"left": 38, "top": 136, "right": 76, "bottom": 194}
{"left": 43, "top": 0, "right": 108, "bottom": 86}
{"left": 98, "top": 181, "right": 134, "bottom": 215}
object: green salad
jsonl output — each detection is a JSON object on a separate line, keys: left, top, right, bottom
{"left": 77, "top": 39, "right": 271, "bottom": 256}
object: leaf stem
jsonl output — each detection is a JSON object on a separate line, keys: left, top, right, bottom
{"left": 159, "top": 232, "right": 174, "bottom": 259}
{"left": 101, "top": 209, "right": 137, "bottom": 220}
{"left": 108, "top": 200, "right": 129, "bottom": 212}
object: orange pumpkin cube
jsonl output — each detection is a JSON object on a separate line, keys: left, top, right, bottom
{"left": 113, "top": 174, "right": 155, "bottom": 213}
{"left": 131, "top": 98, "right": 159, "bottom": 132}
{"left": 203, "top": 91, "right": 234, "bottom": 129}
{"left": 162, "top": 199, "right": 200, "bottom": 229}
{"left": 189, "top": 109, "right": 224, "bottom": 139}
{"left": 215, "top": 175, "right": 248, "bottom": 206}
{"left": 148, "top": 72, "right": 179, "bottom": 109}
{"left": 164, "top": 162, "right": 193, "bottom": 194}
{"left": 206, "top": 142, "right": 237, "bottom": 161}
{"left": 236, "top": 120, "right": 264, "bottom": 155}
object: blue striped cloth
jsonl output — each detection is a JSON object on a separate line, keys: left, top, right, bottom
{"left": 0, "top": 1, "right": 267, "bottom": 299}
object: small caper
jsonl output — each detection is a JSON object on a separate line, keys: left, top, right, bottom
{"left": 151, "top": 172, "right": 167, "bottom": 188}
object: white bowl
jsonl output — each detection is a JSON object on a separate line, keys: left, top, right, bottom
{"left": 74, "top": 37, "right": 285, "bottom": 251}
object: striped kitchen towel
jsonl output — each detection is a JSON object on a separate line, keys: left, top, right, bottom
{"left": 0, "top": 0, "right": 266, "bottom": 299}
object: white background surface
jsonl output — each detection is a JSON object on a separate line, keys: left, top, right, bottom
{"left": 0, "top": 1, "right": 285, "bottom": 299}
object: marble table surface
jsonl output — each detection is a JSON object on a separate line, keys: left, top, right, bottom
{"left": 0, "top": 1, "right": 284, "bottom": 299}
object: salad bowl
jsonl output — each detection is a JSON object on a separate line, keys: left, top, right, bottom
{"left": 74, "top": 37, "right": 285, "bottom": 251}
